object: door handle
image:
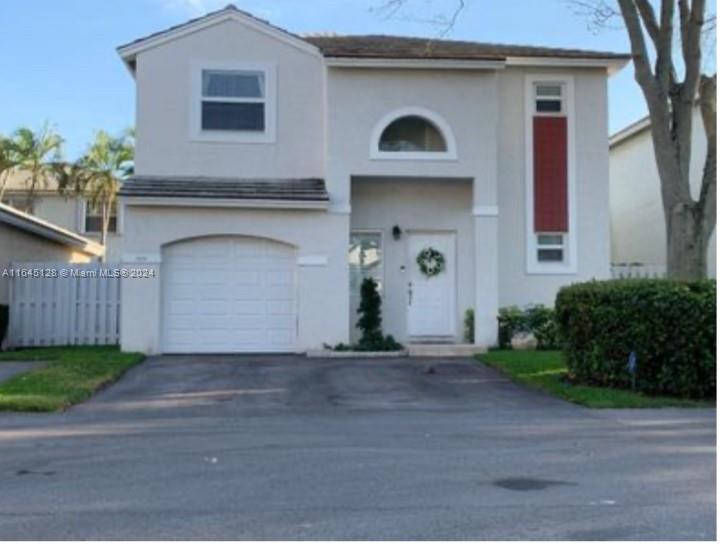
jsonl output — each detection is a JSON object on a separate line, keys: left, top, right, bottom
{"left": 408, "top": 282, "right": 413, "bottom": 305}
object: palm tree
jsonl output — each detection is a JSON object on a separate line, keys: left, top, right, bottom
{"left": 10, "top": 124, "right": 63, "bottom": 206}
{"left": 59, "top": 130, "right": 134, "bottom": 256}
{"left": 0, "top": 135, "right": 19, "bottom": 201}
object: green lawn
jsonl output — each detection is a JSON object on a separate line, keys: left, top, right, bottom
{"left": 0, "top": 346, "right": 145, "bottom": 412}
{"left": 478, "top": 350, "right": 713, "bottom": 409}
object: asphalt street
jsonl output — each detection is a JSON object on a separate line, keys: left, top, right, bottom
{"left": 0, "top": 355, "right": 715, "bottom": 540}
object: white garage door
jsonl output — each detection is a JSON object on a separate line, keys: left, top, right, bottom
{"left": 162, "top": 236, "right": 297, "bottom": 353}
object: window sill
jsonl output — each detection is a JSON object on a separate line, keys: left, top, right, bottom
{"left": 369, "top": 152, "right": 457, "bottom": 162}
{"left": 191, "top": 131, "right": 276, "bottom": 144}
{"left": 526, "top": 264, "right": 578, "bottom": 276}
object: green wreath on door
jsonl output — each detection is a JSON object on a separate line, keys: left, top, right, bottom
{"left": 416, "top": 247, "right": 446, "bottom": 278}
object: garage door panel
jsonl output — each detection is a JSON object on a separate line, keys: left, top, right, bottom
{"left": 162, "top": 236, "right": 297, "bottom": 353}
{"left": 228, "top": 286, "right": 266, "bottom": 301}
{"left": 266, "top": 300, "right": 295, "bottom": 315}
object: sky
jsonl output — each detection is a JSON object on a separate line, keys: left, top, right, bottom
{"left": 0, "top": 0, "right": 697, "bottom": 160}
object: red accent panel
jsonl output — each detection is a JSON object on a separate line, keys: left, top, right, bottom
{"left": 534, "top": 116, "right": 568, "bottom": 232}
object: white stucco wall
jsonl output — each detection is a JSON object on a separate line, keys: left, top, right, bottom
{"left": 350, "top": 178, "right": 475, "bottom": 343}
{"left": 120, "top": 205, "right": 349, "bottom": 354}
{"left": 497, "top": 67, "right": 613, "bottom": 307}
{"left": 610, "top": 109, "right": 716, "bottom": 278}
{"left": 325, "top": 67, "right": 498, "bottom": 210}
{"left": 133, "top": 18, "right": 325, "bottom": 182}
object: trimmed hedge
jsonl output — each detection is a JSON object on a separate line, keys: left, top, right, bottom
{"left": 0, "top": 305, "right": 7, "bottom": 350}
{"left": 556, "top": 279, "right": 715, "bottom": 399}
{"left": 498, "top": 305, "right": 561, "bottom": 350}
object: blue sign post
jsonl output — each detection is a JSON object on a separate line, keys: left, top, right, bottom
{"left": 627, "top": 351, "right": 637, "bottom": 391}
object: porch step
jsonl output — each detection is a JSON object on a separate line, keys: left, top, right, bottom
{"left": 407, "top": 344, "right": 487, "bottom": 357}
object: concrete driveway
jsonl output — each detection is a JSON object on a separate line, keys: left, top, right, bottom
{"left": 0, "top": 355, "right": 715, "bottom": 540}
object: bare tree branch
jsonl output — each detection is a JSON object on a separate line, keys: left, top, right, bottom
{"left": 654, "top": 0, "right": 675, "bottom": 92}
{"left": 681, "top": 0, "right": 705, "bottom": 100}
{"left": 633, "top": 0, "right": 661, "bottom": 41}
{"left": 617, "top": 0, "right": 657, "bottom": 93}
{"left": 566, "top": 0, "right": 622, "bottom": 31}
{"left": 373, "top": 0, "right": 466, "bottom": 37}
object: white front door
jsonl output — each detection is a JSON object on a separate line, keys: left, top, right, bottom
{"left": 407, "top": 232, "right": 456, "bottom": 338}
{"left": 162, "top": 236, "right": 297, "bottom": 354}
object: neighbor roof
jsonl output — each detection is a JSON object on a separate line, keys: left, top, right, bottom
{"left": 609, "top": 116, "right": 652, "bottom": 149}
{"left": 120, "top": 176, "right": 329, "bottom": 203}
{"left": 117, "top": 4, "right": 629, "bottom": 71}
{"left": 0, "top": 202, "right": 104, "bottom": 257}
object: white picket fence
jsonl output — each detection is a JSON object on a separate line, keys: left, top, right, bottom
{"left": 611, "top": 263, "right": 667, "bottom": 279}
{"left": 8, "top": 262, "right": 121, "bottom": 348}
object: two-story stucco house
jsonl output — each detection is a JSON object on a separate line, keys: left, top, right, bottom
{"left": 116, "top": 5, "right": 628, "bottom": 355}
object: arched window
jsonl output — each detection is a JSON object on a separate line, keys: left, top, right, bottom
{"left": 379, "top": 116, "right": 447, "bottom": 152}
{"left": 370, "top": 107, "right": 457, "bottom": 160}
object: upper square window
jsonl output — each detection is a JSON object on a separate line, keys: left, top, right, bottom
{"left": 201, "top": 70, "right": 266, "bottom": 132}
{"left": 191, "top": 62, "right": 277, "bottom": 143}
{"left": 370, "top": 107, "right": 457, "bottom": 160}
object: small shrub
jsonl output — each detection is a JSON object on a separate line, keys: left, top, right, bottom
{"left": 0, "top": 305, "right": 8, "bottom": 350}
{"left": 498, "top": 305, "right": 560, "bottom": 350}
{"left": 556, "top": 279, "right": 715, "bottom": 399}
{"left": 464, "top": 308, "right": 475, "bottom": 343}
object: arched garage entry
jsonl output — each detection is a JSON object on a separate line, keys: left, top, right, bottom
{"left": 161, "top": 235, "right": 297, "bottom": 354}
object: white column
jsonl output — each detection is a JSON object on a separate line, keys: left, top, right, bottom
{"left": 473, "top": 208, "right": 499, "bottom": 346}
{"left": 120, "top": 255, "right": 162, "bottom": 354}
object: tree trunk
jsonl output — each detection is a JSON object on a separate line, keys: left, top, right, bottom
{"left": 667, "top": 201, "right": 708, "bottom": 280}
{"left": 100, "top": 200, "right": 109, "bottom": 264}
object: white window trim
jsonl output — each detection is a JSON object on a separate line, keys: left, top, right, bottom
{"left": 369, "top": 107, "right": 458, "bottom": 161}
{"left": 524, "top": 74, "right": 578, "bottom": 275}
{"left": 534, "top": 83, "right": 566, "bottom": 117}
{"left": 80, "top": 199, "right": 121, "bottom": 236}
{"left": 349, "top": 229, "right": 385, "bottom": 295}
{"left": 536, "top": 233, "right": 566, "bottom": 263}
{"left": 189, "top": 60, "right": 277, "bottom": 144}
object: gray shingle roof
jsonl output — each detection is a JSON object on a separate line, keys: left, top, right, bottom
{"left": 304, "top": 35, "right": 630, "bottom": 61}
{"left": 117, "top": 4, "right": 629, "bottom": 64}
{"left": 119, "top": 176, "right": 329, "bottom": 202}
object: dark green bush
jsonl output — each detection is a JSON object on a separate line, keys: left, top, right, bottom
{"left": 498, "top": 305, "right": 560, "bottom": 350}
{"left": 0, "top": 305, "right": 8, "bottom": 350}
{"left": 464, "top": 308, "right": 475, "bottom": 344}
{"left": 556, "top": 279, "right": 715, "bottom": 399}
{"left": 350, "top": 278, "right": 402, "bottom": 352}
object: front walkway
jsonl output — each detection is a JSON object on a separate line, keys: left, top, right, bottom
{"left": 0, "top": 356, "right": 715, "bottom": 540}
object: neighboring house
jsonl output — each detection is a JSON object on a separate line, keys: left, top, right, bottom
{"left": 1, "top": 171, "right": 123, "bottom": 262}
{"left": 116, "top": 5, "right": 628, "bottom": 355}
{"left": 609, "top": 108, "right": 716, "bottom": 279}
{"left": 0, "top": 202, "right": 104, "bottom": 305}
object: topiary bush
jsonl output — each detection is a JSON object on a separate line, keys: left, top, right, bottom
{"left": 498, "top": 305, "right": 560, "bottom": 350}
{"left": 353, "top": 278, "right": 402, "bottom": 352}
{"left": 556, "top": 279, "right": 715, "bottom": 399}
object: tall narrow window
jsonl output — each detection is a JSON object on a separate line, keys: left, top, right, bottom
{"left": 349, "top": 232, "right": 383, "bottom": 297}
{"left": 530, "top": 81, "right": 571, "bottom": 268}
